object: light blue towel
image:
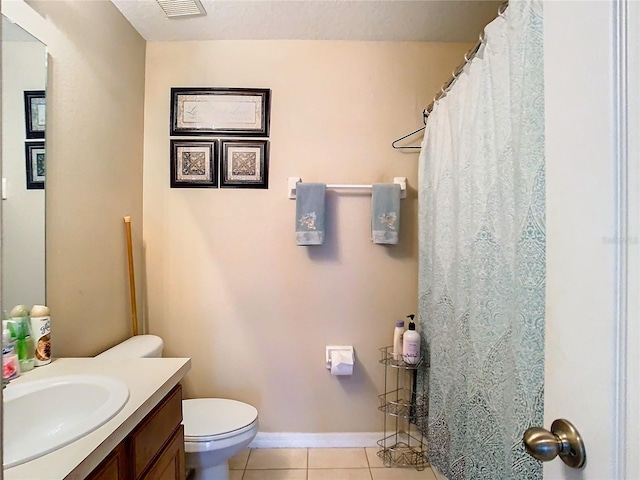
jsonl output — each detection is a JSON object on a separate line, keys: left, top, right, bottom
{"left": 296, "top": 183, "right": 326, "bottom": 246}
{"left": 372, "top": 184, "right": 401, "bottom": 245}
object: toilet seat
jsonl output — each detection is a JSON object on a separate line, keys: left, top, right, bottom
{"left": 182, "top": 398, "right": 258, "bottom": 442}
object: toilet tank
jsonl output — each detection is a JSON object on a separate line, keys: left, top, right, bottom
{"left": 95, "top": 334, "right": 164, "bottom": 359}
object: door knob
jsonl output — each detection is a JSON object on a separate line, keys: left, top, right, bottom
{"left": 523, "top": 419, "right": 586, "bottom": 468}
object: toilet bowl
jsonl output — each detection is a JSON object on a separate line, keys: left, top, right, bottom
{"left": 96, "top": 335, "right": 258, "bottom": 480}
{"left": 183, "top": 398, "right": 258, "bottom": 479}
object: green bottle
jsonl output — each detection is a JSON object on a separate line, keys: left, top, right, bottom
{"left": 9, "top": 316, "right": 35, "bottom": 372}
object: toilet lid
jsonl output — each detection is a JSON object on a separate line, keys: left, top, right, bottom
{"left": 182, "top": 398, "right": 258, "bottom": 441}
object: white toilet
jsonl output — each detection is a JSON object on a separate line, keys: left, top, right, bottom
{"left": 96, "top": 335, "right": 258, "bottom": 480}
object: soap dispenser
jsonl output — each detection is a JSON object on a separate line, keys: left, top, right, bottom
{"left": 402, "top": 314, "right": 420, "bottom": 364}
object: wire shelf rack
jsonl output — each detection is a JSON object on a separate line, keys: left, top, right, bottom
{"left": 378, "top": 388, "right": 428, "bottom": 418}
{"left": 376, "top": 433, "right": 429, "bottom": 470}
{"left": 377, "top": 346, "right": 429, "bottom": 470}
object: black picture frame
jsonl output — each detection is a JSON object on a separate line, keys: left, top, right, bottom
{"left": 170, "top": 87, "right": 271, "bottom": 137}
{"left": 170, "top": 140, "right": 218, "bottom": 188}
{"left": 24, "top": 90, "right": 46, "bottom": 139}
{"left": 220, "top": 140, "right": 269, "bottom": 189}
{"left": 25, "top": 142, "right": 45, "bottom": 190}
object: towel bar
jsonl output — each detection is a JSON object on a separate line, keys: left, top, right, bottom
{"left": 288, "top": 177, "right": 407, "bottom": 200}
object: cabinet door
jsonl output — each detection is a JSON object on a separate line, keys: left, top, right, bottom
{"left": 86, "top": 442, "right": 129, "bottom": 480}
{"left": 141, "top": 426, "right": 185, "bottom": 480}
{"left": 132, "top": 385, "right": 183, "bottom": 478}
{"left": 86, "top": 384, "right": 184, "bottom": 480}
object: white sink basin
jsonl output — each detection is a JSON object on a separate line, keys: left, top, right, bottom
{"left": 3, "top": 374, "right": 130, "bottom": 468}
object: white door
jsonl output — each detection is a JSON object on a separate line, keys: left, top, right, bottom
{"left": 544, "top": 1, "right": 639, "bottom": 479}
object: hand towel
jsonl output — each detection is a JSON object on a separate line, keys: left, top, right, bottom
{"left": 372, "top": 183, "right": 401, "bottom": 245}
{"left": 296, "top": 183, "right": 326, "bottom": 246}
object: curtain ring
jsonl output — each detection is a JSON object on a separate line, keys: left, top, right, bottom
{"left": 498, "top": 1, "right": 508, "bottom": 17}
{"left": 442, "top": 78, "right": 452, "bottom": 94}
{"left": 465, "top": 32, "right": 484, "bottom": 63}
{"left": 453, "top": 59, "right": 466, "bottom": 78}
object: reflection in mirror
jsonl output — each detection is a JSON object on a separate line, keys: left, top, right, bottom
{"left": 1, "top": 15, "right": 47, "bottom": 311}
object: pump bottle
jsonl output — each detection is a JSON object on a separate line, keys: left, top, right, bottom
{"left": 402, "top": 314, "right": 421, "bottom": 364}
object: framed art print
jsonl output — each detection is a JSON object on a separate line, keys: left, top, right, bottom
{"left": 25, "top": 142, "right": 45, "bottom": 189}
{"left": 220, "top": 140, "right": 269, "bottom": 189}
{"left": 170, "top": 87, "right": 271, "bottom": 137}
{"left": 24, "top": 90, "right": 46, "bottom": 139}
{"left": 170, "top": 140, "right": 218, "bottom": 188}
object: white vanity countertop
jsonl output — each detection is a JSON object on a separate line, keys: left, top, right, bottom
{"left": 4, "top": 357, "right": 191, "bottom": 480}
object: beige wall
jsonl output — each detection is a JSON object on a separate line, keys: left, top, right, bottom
{"left": 26, "top": 0, "right": 146, "bottom": 356}
{"left": 144, "top": 40, "right": 468, "bottom": 432}
{"left": 2, "top": 40, "right": 46, "bottom": 310}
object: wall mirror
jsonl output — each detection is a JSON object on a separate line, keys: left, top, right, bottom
{"left": 1, "top": 14, "right": 47, "bottom": 313}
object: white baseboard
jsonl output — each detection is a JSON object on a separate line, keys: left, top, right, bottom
{"left": 248, "top": 432, "right": 384, "bottom": 449}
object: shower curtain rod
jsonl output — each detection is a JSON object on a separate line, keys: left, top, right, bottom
{"left": 423, "top": 1, "right": 509, "bottom": 120}
{"left": 391, "top": 1, "right": 508, "bottom": 150}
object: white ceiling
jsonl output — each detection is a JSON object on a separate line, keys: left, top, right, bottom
{"left": 110, "top": 0, "right": 503, "bottom": 43}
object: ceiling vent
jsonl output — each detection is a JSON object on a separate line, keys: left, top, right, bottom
{"left": 155, "top": 0, "right": 206, "bottom": 18}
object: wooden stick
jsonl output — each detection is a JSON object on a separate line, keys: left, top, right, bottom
{"left": 124, "top": 216, "right": 138, "bottom": 336}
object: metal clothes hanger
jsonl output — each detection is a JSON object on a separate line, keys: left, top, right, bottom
{"left": 391, "top": 1, "right": 503, "bottom": 152}
{"left": 391, "top": 110, "right": 428, "bottom": 150}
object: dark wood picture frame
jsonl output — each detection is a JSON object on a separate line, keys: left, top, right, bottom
{"left": 220, "top": 140, "right": 269, "bottom": 189}
{"left": 25, "top": 142, "right": 45, "bottom": 189}
{"left": 24, "top": 90, "right": 46, "bottom": 139}
{"left": 170, "top": 140, "right": 218, "bottom": 188}
{"left": 170, "top": 87, "right": 271, "bottom": 137}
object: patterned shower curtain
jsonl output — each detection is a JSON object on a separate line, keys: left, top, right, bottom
{"left": 417, "top": 1, "right": 544, "bottom": 479}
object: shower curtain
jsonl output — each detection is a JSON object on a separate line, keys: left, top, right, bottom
{"left": 418, "top": 1, "right": 544, "bottom": 479}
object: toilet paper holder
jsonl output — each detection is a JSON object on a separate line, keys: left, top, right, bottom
{"left": 325, "top": 346, "right": 355, "bottom": 375}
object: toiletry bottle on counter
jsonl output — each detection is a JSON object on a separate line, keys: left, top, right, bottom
{"left": 31, "top": 305, "right": 51, "bottom": 366}
{"left": 9, "top": 304, "right": 35, "bottom": 372}
{"left": 402, "top": 314, "right": 421, "bottom": 365}
{"left": 2, "top": 324, "right": 20, "bottom": 381}
{"left": 392, "top": 320, "right": 405, "bottom": 361}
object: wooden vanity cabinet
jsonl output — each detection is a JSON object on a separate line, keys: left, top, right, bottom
{"left": 139, "top": 426, "right": 185, "bottom": 480}
{"left": 87, "top": 384, "right": 185, "bottom": 480}
{"left": 86, "top": 442, "right": 128, "bottom": 480}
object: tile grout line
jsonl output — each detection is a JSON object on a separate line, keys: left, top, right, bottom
{"left": 234, "top": 447, "right": 443, "bottom": 479}
{"left": 364, "top": 447, "right": 375, "bottom": 480}
{"left": 240, "top": 448, "right": 250, "bottom": 480}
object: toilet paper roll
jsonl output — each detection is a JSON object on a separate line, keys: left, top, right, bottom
{"left": 330, "top": 350, "right": 354, "bottom": 376}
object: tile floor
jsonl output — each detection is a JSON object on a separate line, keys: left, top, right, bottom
{"left": 226, "top": 448, "right": 438, "bottom": 480}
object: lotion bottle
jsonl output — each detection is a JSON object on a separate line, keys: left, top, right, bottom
{"left": 392, "top": 320, "right": 405, "bottom": 361}
{"left": 402, "top": 314, "right": 420, "bottom": 364}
